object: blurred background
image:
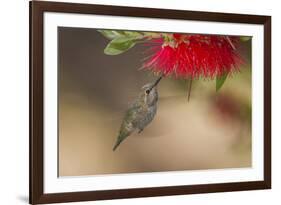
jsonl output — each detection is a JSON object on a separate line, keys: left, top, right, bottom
{"left": 58, "top": 27, "right": 252, "bottom": 176}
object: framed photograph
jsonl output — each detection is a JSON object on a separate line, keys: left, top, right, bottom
{"left": 30, "top": 1, "right": 271, "bottom": 204}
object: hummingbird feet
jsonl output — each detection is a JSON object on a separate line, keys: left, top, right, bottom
{"left": 138, "top": 128, "right": 144, "bottom": 134}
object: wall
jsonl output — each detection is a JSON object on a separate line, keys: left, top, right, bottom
{"left": 0, "top": 0, "right": 278, "bottom": 204}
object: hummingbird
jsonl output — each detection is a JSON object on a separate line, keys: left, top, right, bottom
{"left": 113, "top": 76, "right": 162, "bottom": 151}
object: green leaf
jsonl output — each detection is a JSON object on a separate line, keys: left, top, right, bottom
{"left": 216, "top": 73, "right": 228, "bottom": 92}
{"left": 104, "top": 37, "right": 136, "bottom": 55}
{"left": 142, "top": 32, "right": 161, "bottom": 38}
{"left": 98, "top": 30, "right": 124, "bottom": 40}
{"left": 99, "top": 30, "right": 144, "bottom": 40}
{"left": 123, "top": 31, "right": 143, "bottom": 38}
{"left": 240, "top": 36, "right": 251, "bottom": 41}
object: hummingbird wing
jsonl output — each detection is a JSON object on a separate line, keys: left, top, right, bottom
{"left": 113, "top": 103, "right": 142, "bottom": 151}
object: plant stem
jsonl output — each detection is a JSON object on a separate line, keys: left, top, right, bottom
{"left": 187, "top": 78, "right": 193, "bottom": 102}
{"left": 226, "top": 36, "right": 236, "bottom": 50}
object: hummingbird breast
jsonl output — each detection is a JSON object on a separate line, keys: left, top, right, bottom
{"left": 137, "top": 104, "right": 157, "bottom": 131}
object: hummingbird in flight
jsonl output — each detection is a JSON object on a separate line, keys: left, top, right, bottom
{"left": 113, "top": 76, "right": 162, "bottom": 151}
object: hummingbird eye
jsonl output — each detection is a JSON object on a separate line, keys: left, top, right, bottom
{"left": 145, "top": 89, "right": 150, "bottom": 95}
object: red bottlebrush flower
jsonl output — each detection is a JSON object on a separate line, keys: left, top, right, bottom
{"left": 143, "top": 34, "right": 243, "bottom": 79}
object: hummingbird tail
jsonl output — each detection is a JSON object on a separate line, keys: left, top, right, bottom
{"left": 113, "top": 140, "right": 122, "bottom": 151}
{"left": 113, "top": 133, "right": 128, "bottom": 151}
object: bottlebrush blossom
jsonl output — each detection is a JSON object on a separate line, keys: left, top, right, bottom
{"left": 142, "top": 34, "right": 243, "bottom": 79}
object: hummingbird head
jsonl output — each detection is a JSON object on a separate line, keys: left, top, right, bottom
{"left": 141, "top": 76, "right": 162, "bottom": 106}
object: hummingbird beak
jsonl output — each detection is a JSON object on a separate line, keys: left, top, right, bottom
{"left": 150, "top": 76, "right": 162, "bottom": 90}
